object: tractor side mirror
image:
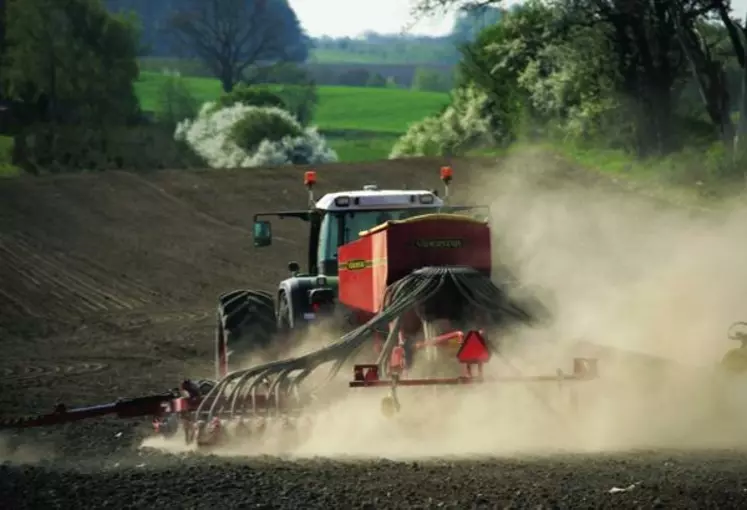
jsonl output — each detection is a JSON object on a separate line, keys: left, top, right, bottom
{"left": 253, "top": 220, "right": 272, "bottom": 247}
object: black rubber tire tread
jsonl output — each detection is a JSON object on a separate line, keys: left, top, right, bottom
{"left": 217, "top": 289, "right": 277, "bottom": 369}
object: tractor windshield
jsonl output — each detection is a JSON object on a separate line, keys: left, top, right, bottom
{"left": 317, "top": 207, "right": 440, "bottom": 274}
{"left": 340, "top": 208, "right": 437, "bottom": 242}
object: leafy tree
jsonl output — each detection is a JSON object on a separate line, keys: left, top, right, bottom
{"left": 156, "top": 71, "right": 199, "bottom": 127}
{"left": 105, "top": 0, "right": 180, "bottom": 56}
{"left": 455, "top": 2, "right": 553, "bottom": 141}
{"left": 390, "top": 84, "right": 500, "bottom": 157}
{"left": 169, "top": 0, "right": 310, "bottom": 93}
{"left": 450, "top": 4, "right": 504, "bottom": 43}
{"left": 1, "top": 0, "right": 140, "bottom": 125}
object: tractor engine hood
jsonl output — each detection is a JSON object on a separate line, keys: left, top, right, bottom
{"left": 337, "top": 213, "right": 491, "bottom": 313}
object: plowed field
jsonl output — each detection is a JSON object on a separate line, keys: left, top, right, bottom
{"left": 1, "top": 155, "right": 746, "bottom": 509}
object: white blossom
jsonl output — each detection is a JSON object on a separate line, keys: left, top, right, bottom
{"left": 175, "top": 102, "right": 338, "bottom": 168}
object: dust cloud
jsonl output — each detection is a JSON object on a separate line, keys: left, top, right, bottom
{"left": 144, "top": 150, "right": 747, "bottom": 460}
{"left": 0, "top": 433, "right": 53, "bottom": 464}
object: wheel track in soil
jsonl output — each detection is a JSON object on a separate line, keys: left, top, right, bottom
{"left": 97, "top": 308, "right": 213, "bottom": 330}
{"left": 0, "top": 362, "right": 110, "bottom": 383}
{"left": 0, "top": 232, "right": 156, "bottom": 319}
{"left": 0, "top": 307, "right": 215, "bottom": 387}
{"left": 0, "top": 228, "right": 216, "bottom": 386}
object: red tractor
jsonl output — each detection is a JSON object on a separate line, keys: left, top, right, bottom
{"left": 0, "top": 167, "right": 599, "bottom": 448}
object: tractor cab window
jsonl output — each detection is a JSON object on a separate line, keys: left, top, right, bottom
{"left": 341, "top": 208, "right": 438, "bottom": 243}
{"left": 317, "top": 212, "right": 340, "bottom": 275}
{"left": 317, "top": 207, "right": 441, "bottom": 275}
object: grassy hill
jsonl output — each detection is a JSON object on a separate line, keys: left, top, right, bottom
{"left": 134, "top": 71, "right": 450, "bottom": 162}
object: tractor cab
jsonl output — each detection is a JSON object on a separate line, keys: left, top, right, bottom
{"left": 251, "top": 166, "right": 459, "bottom": 279}
{"left": 312, "top": 185, "right": 446, "bottom": 276}
{"left": 250, "top": 166, "right": 488, "bottom": 327}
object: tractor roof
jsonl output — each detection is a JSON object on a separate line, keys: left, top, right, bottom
{"left": 315, "top": 187, "right": 444, "bottom": 212}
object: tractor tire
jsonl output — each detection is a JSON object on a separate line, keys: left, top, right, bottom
{"left": 217, "top": 289, "right": 276, "bottom": 372}
{"left": 276, "top": 291, "right": 293, "bottom": 332}
{"left": 273, "top": 291, "right": 298, "bottom": 351}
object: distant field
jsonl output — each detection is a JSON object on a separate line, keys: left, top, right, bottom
{"left": 138, "top": 47, "right": 454, "bottom": 70}
{"left": 309, "top": 49, "right": 391, "bottom": 64}
{"left": 135, "top": 71, "right": 449, "bottom": 161}
{"left": 137, "top": 57, "right": 455, "bottom": 91}
{"left": 309, "top": 49, "right": 456, "bottom": 65}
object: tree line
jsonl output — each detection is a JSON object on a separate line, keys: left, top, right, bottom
{"left": 0, "top": 0, "right": 325, "bottom": 172}
{"left": 310, "top": 8, "right": 505, "bottom": 65}
{"left": 5, "top": 0, "right": 745, "bottom": 182}
{"left": 395, "top": 0, "right": 747, "bottom": 184}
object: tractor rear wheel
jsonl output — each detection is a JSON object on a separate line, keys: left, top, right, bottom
{"left": 217, "top": 289, "right": 276, "bottom": 372}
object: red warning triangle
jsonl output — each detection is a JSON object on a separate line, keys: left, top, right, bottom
{"left": 457, "top": 330, "right": 491, "bottom": 364}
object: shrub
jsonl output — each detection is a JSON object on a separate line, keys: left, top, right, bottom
{"left": 229, "top": 108, "right": 302, "bottom": 152}
{"left": 389, "top": 85, "right": 497, "bottom": 158}
{"left": 174, "top": 103, "right": 337, "bottom": 168}
{"left": 213, "top": 84, "right": 286, "bottom": 111}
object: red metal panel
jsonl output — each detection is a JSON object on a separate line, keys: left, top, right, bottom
{"left": 338, "top": 234, "right": 378, "bottom": 313}
{"left": 385, "top": 218, "right": 491, "bottom": 284}
{"left": 338, "top": 215, "right": 492, "bottom": 313}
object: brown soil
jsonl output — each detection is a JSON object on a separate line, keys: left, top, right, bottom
{"left": 1, "top": 155, "right": 746, "bottom": 509}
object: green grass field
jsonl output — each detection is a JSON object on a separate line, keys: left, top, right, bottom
{"left": 135, "top": 71, "right": 450, "bottom": 161}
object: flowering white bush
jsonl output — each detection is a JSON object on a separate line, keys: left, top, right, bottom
{"left": 174, "top": 102, "right": 337, "bottom": 168}
{"left": 389, "top": 85, "right": 496, "bottom": 158}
